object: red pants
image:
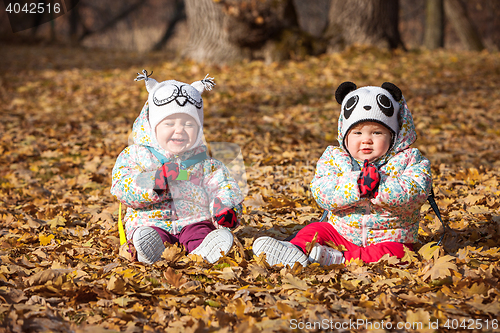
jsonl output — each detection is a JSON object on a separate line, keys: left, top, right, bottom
{"left": 290, "top": 222, "right": 413, "bottom": 263}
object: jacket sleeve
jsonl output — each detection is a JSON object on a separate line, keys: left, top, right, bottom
{"left": 110, "top": 145, "right": 167, "bottom": 209}
{"left": 372, "top": 148, "right": 432, "bottom": 211}
{"left": 310, "top": 147, "right": 362, "bottom": 212}
{"left": 202, "top": 159, "right": 245, "bottom": 218}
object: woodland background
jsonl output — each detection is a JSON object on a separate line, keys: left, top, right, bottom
{"left": 1, "top": 0, "right": 500, "bottom": 332}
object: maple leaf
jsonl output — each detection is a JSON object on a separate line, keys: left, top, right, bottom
{"left": 161, "top": 242, "right": 185, "bottom": 263}
{"left": 163, "top": 267, "right": 187, "bottom": 288}
{"left": 39, "top": 233, "right": 54, "bottom": 246}
{"left": 422, "top": 255, "right": 457, "bottom": 281}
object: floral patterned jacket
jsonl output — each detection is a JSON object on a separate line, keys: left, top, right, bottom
{"left": 111, "top": 102, "right": 244, "bottom": 239}
{"left": 310, "top": 97, "right": 432, "bottom": 247}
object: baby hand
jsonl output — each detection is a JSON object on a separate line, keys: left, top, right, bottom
{"left": 358, "top": 159, "right": 380, "bottom": 197}
{"left": 154, "top": 162, "right": 180, "bottom": 191}
{"left": 213, "top": 197, "right": 238, "bottom": 228}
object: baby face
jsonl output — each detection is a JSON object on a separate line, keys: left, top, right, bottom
{"left": 345, "top": 122, "right": 392, "bottom": 162}
{"left": 155, "top": 113, "right": 199, "bottom": 155}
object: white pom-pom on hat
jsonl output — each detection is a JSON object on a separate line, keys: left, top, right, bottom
{"left": 135, "top": 69, "right": 158, "bottom": 93}
{"left": 191, "top": 74, "right": 216, "bottom": 94}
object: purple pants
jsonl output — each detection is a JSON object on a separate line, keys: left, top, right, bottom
{"left": 151, "top": 220, "right": 216, "bottom": 253}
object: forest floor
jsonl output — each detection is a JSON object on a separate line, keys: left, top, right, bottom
{"left": 1, "top": 44, "right": 500, "bottom": 332}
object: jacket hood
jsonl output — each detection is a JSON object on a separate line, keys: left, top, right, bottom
{"left": 130, "top": 101, "right": 205, "bottom": 160}
{"left": 337, "top": 96, "right": 417, "bottom": 166}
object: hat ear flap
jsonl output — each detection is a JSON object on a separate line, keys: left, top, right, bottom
{"left": 135, "top": 69, "right": 158, "bottom": 93}
{"left": 335, "top": 82, "right": 357, "bottom": 104}
{"left": 191, "top": 74, "right": 216, "bottom": 94}
{"left": 381, "top": 82, "right": 402, "bottom": 102}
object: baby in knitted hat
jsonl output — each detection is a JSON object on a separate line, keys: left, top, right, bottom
{"left": 111, "top": 70, "right": 244, "bottom": 264}
{"left": 253, "top": 82, "right": 432, "bottom": 267}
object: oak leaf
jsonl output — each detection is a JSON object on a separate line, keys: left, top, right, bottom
{"left": 248, "top": 263, "right": 268, "bottom": 279}
{"left": 406, "top": 309, "right": 431, "bottom": 329}
{"left": 422, "top": 255, "right": 457, "bottom": 281}
{"left": 113, "top": 296, "right": 133, "bottom": 307}
{"left": 282, "top": 273, "right": 308, "bottom": 290}
{"left": 47, "top": 216, "right": 66, "bottom": 229}
{"left": 243, "top": 193, "right": 266, "bottom": 209}
{"left": 106, "top": 275, "right": 126, "bottom": 293}
{"left": 26, "top": 269, "right": 71, "bottom": 287}
{"left": 467, "top": 205, "right": 490, "bottom": 215}
{"left": 462, "top": 194, "right": 484, "bottom": 205}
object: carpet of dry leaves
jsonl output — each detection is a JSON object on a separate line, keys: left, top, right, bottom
{"left": 1, "top": 44, "right": 500, "bottom": 332}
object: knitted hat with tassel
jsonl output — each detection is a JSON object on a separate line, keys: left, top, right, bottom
{"left": 135, "top": 70, "right": 215, "bottom": 148}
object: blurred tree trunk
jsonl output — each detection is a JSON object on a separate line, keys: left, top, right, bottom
{"left": 183, "top": 0, "right": 244, "bottom": 63}
{"left": 424, "top": 0, "right": 444, "bottom": 49}
{"left": 324, "top": 0, "right": 405, "bottom": 51}
{"left": 152, "top": 0, "right": 186, "bottom": 51}
{"left": 292, "top": 0, "right": 330, "bottom": 38}
{"left": 444, "top": 0, "right": 484, "bottom": 51}
{"left": 68, "top": 0, "right": 80, "bottom": 45}
{"left": 78, "top": 1, "right": 146, "bottom": 42}
{"left": 183, "top": 0, "right": 318, "bottom": 64}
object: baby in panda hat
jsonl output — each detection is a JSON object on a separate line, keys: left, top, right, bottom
{"left": 253, "top": 82, "right": 432, "bottom": 266}
{"left": 111, "top": 70, "right": 244, "bottom": 265}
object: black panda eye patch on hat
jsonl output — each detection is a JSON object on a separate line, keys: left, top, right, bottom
{"left": 343, "top": 95, "right": 359, "bottom": 119}
{"left": 376, "top": 94, "right": 394, "bottom": 117}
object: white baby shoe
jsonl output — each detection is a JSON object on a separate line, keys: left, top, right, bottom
{"left": 190, "top": 229, "right": 234, "bottom": 263}
{"left": 308, "top": 244, "right": 345, "bottom": 266}
{"left": 253, "top": 236, "right": 309, "bottom": 267}
{"left": 133, "top": 226, "right": 165, "bottom": 264}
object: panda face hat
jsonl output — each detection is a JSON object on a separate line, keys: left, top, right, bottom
{"left": 135, "top": 70, "right": 215, "bottom": 149}
{"left": 335, "top": 82, "right": 403, "bottom": 150}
